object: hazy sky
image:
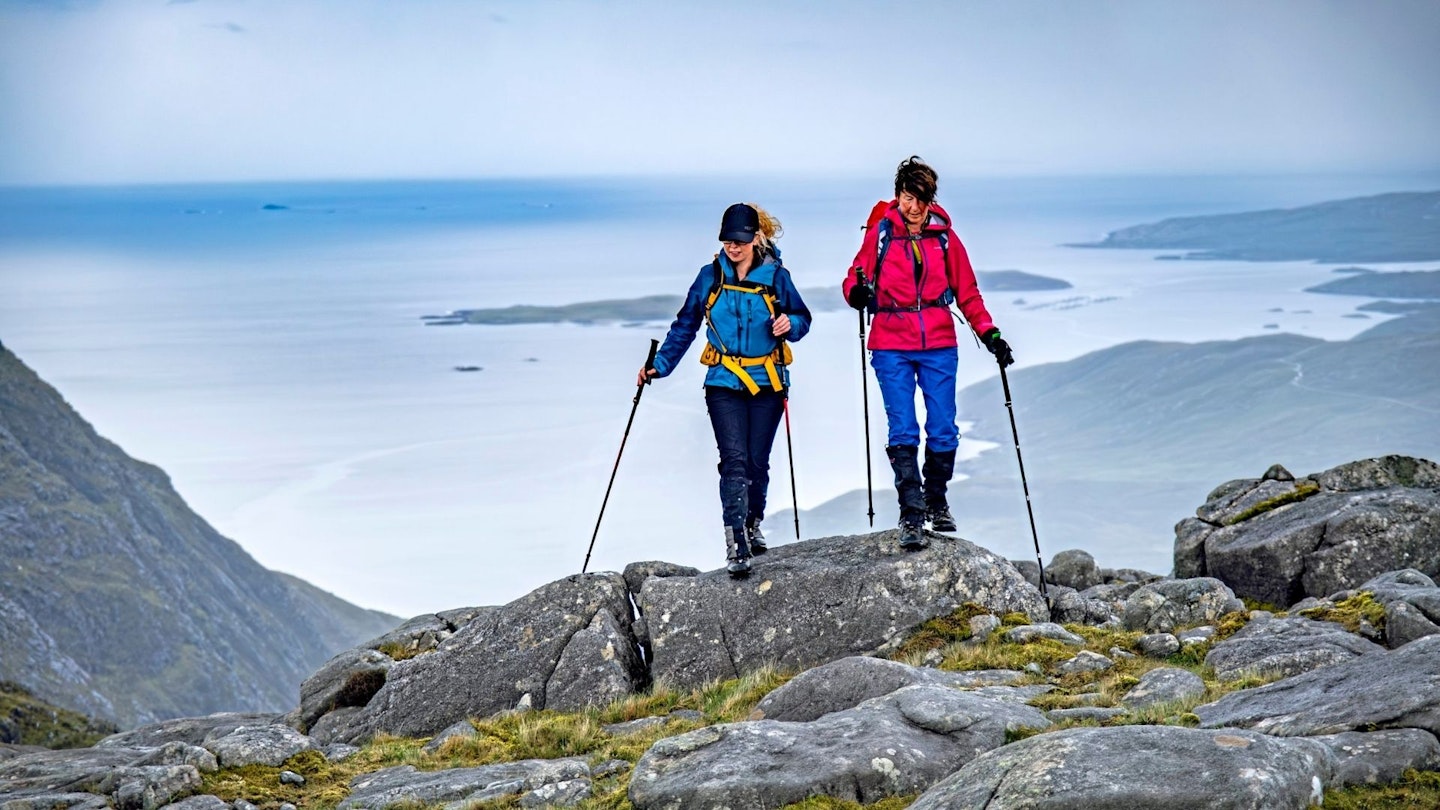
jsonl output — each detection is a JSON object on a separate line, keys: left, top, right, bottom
{"left": 1, "top": 0, "right": 1437, "bottom": 184}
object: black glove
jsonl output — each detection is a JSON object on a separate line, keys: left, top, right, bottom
{"left": 847, "top": 280, "right": 874, "bottom": 311}
{"left": 981, "top": 328, "right": 1014, "bottom": 368}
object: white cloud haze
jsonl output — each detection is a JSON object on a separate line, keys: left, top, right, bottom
{"left": 0, "top": 0, "right": 1437, "bottom": 184}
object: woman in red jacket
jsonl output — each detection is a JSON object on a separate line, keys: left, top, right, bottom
{"left": 842, "top": 157, "right": 1014, "bottom": 550}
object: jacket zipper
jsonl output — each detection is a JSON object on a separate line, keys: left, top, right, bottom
{"left": 915, "top": 238, "right": 928, "bottom": 349}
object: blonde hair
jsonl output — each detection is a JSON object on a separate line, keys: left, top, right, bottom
{"left": 748, "top": 203, "right": 783, "bottom": 257}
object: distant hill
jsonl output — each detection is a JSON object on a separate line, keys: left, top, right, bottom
{"left": 0, "top": 343, "right": 400, "bottom": 728}
{"left": 1306, "top": 269, "right": 1440, "bottom": 300}
{"left": 1073, "top": 191, "right": 1440, "bottom": 262}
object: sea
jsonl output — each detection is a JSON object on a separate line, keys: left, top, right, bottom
{"left": 3, "top": 172, "right": 1437, "bottom": 618}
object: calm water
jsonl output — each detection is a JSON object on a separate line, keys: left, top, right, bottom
{"left": 2, "top": 173, "right": 1435, "bottom": 617}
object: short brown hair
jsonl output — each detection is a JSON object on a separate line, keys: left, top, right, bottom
{"left": 894, "top": 156, "right": 937, "bottom": 204}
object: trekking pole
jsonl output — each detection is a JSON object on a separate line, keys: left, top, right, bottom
{"left": 857, "top": 307, "right": 875, "bottom": 527}
{"left": 583, "top": 338, "right": 660, "bottom": 574}
{"left": 782, "top": 393, "right": 800, "bottom": 541}
{"left": 998, "top": 362, "right": 1048, "bottom": 601}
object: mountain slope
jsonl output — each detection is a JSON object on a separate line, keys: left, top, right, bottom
{"left": 0, "top": 342, "right": 399, "bottom": 727}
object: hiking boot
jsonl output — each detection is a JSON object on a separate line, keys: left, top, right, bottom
{"left": 927, "top": 504, "right": 957, "bottom": 533}
{"left": 727, "top": 554, "right": 753, "bottom": 577}
{"left": 898, "top": 518, "right": 929, "bottom": 551}
{"left": 725, "top": 526, "right": 753, "bottom": 578}
{"left": 746, "top": 517, "right": 768, "bottom": 555}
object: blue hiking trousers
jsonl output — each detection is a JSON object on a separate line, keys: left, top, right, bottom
{"left": 705, "top": 386, "right": 786, "bottom": 531}
{"left": 870, "top": 346, "right": 959, "bottom": 452}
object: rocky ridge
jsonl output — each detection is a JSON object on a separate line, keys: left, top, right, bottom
{"left": 2, "top": 455, "right": 1438, "bottom": 809}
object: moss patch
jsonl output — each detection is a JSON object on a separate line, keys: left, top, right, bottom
{"left": 1228, "top": 480, "right": 1320, "bottom": 524}
{"left": 1298, "top": 592, "right": 1387, "bottom": 636}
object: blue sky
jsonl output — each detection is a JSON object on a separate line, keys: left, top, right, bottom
{"left": 1, "top": 0, "right": 1437, "bottom": 184}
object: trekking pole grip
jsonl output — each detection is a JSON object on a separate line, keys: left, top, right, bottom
{"left": 637, "top": 339, "right": 660, "bottom": 399}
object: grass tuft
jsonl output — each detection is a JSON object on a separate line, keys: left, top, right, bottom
{"left": 889, "top": 603, "right": 993, "bottom": 659}
{"left": 1325, "top": 768, "right": 1440, "bottom": 809}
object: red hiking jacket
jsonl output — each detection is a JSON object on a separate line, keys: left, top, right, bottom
{"left": 841, "top": 201, "right": 995, "bottom": 351}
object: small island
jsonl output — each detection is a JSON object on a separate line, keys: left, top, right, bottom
{"left": 423, "top": 270, "right": 1073, "bottom": 326}
{"left": 1071, "top": 191, "right": 1440, "bottom": 263}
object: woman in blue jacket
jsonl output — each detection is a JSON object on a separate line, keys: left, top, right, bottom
{"left": 638, "top": 203, "right": 812, "bottom": 577}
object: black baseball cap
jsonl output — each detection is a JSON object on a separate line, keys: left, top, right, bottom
{"left": 718, "top": 203, "right": 759, "bottom": 243}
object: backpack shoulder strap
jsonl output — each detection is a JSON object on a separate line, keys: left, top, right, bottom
{"left": 705, "top": 259, "right": 724, "bottom": 310}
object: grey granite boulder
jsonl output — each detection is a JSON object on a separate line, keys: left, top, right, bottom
{"left": 1046, "top": 549, "right": 1101, "bottom": 590}
{"left": 629, "top": 684, "right": 1049, "bottom": 809}
{"left": 1002, "top": 623, "right": 1084, "bottom": 645}
{"left": 1048, "top": 589, "right": 1119, "bottom": 626}
{"left": 1388, "top": 600, "right": 1440, "bottom": 647}
{"left": 1173, "top": 456, "right": 1440, "bottom": 607}
{"left": 0, "top": 746, "right": 205, "bottom": 808}
{"left": 638, "top": 531, "right": 1046, "bottom": 692}
{"left": 519, "top": 779, "right": 591, "bottom": 807}
{"left": 909, "top": 726, "right": 1334, "bottom": 810}
{"left": 1310, "top": 729, "right": 1440, "bottom": 787}
{"left": 1056, "top": 650, "right": 1113, "bottom": 676}
{"left": 1123, "top": 577, "right": 1243, "bottom": 633}
{"left": 1120, "top": 667, "right": 1206, "bottom": 710}
{"left": 751, "top": 656, "right": 1026, "bottom": 722}
{"left": 420, "top": 719, "right": 477, "bottom": 753}
{"left": 203, "top": 724, "right": 316, "bottom": 768}
{"left": 291, "top": 648, "right": 392, "bottom": 733}
{"left": 1137, "top": 632, "right": 1180, "bottom": 658}
{"left": 622, "top": 561, "right": 701, "bottom": 597}
{"left": 95, "top": 713, "right": 281, "bottom": 749}
{"left": 545, "top": 608, "right": 647, "bottom": 712}
{"left": 1204, "top": 616, "right": 1383, "bottom": 681}
{"left": 131, "top": 742, "right": 217, "bottom": 774}
{"left": 1196, "top": 634, "right": 1440, "bottom": 736}
{"left": 338, "top": 758, "right": 591, "bottom": 809}
{"left": 1346, "top": 570, "right": 1440, "bottom": 648}
{"left": 361, "top": 606, "right": 491, "bottom": 660}
{"left": 335, "top": 572, "right": 642, "bottom": 741}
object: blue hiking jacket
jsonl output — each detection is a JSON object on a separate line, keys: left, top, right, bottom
{"left": 652, "top": 251, "right": 812, "bottom": 391}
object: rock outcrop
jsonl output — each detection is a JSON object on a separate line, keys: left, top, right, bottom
{"left": 909, "top": 726, "right": 1334, "bottom": 809}
{"left": 629, "top": 684, "right": 1049, "bottom": 809}
{"left": 338, "top": 758, "right": 593, "bottom": 809}
{"left": 301, "top": 530, "right": 1051, "bottom": 743}
{"left": 1196, "top": 634, "right": 1440, "bottom": 736}
{"left": 1204, "top": 615, "right": 1384, "bottom": 681}
{"left": 323, "top": 572, "right": 643, "bottom": 742}
{"left": 751, "top": 657, "right": 1037, "bottom": 723}
{"left": 1173, "top": 456, "right": 1440, "bottom": 606}
{"left": 637, "top": 531, "right": 1047, "bottom": 692}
